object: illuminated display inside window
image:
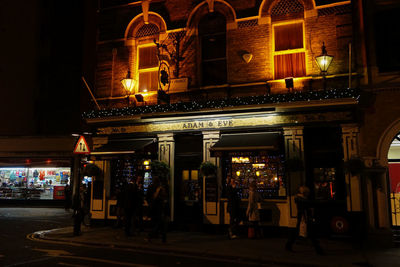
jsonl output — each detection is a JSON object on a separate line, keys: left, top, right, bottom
{"left": 225, "top": 154, "right": 285, "bottom": 199}
{"left": 0, "top": 167, "right": 70, "bottom": 200}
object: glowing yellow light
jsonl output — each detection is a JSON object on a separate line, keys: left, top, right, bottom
{"left": 252, "top": 163, "right": 265, "bottom": 168}
{"left": 236, "top": 171, "right": 241, "bottom": 176}
{"left": 143, "top": 89, "right": 148, "bottom": 92}
{"left": 256, "top": 171, "right": 260, "bottom": 176}
{"left": 143, "top": 160, "right": 150, "bottom": 166}
{"left": 121, "top": 70, "right": 136, "bottom": 94}
{"left": 274, "top": 177, "right": 278, "bottom": 181}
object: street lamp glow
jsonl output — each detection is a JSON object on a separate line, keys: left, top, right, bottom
{"left": 121, "top": 70, "right": 136, "bottom": 95}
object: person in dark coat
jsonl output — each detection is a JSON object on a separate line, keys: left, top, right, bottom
{"left": 135, "top": 176, "right": 145, "bottom": 233}
{"left": 115, "top": 187, "right": 125, "bottom": 228}
{"left": 227, "top": 178, "right": 241, "bottom": 239}
{"left": 124, "top": 180, "right": 137, "bottom": 236}
{"left": 146, "top": 176, "right": 169, "bottom": 243}
{"left": 64, "top": 184, "right": 72, "bottom": 211}
{"left": 285, "top": 185, "right": 324, "bottom": 255}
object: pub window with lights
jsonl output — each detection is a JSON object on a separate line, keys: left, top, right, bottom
{"left": 273, "top": 22, "right": 306, "bottom": 80}
{"left": 134, "top": 23, "right": 160, "bottom": 93}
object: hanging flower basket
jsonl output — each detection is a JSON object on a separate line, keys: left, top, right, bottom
{"left": 200, "top": 161, "right": 217, "bottom": 177}
{"left": 284, "top": 157, "right": 304, "bottom": 173}
{"left": 150, "top": 160, "right": 170, "bottom": 184}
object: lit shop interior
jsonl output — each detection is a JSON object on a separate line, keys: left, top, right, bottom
{"left": 222, "top": 154, "right": 286, "bottom": 199}
{"left": 0, "top": 167, "right": 70, "bottom": 200}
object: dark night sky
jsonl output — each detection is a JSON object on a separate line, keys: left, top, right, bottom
{"left": 0, "top": 0, "right": 96, "bottom": 136}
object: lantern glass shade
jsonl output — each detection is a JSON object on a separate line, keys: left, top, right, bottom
{"left": 316, "top": 54, "right": 333, "bottom": 73}
{"left": 121, "top": 77, "right": 136, "bottom": 95}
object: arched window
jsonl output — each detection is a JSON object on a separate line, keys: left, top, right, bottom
{"left": 136, "top": 23, "right": 159, "bottom": 92}
{"left": 198, "top": 12, "right": 227, "bottom": 86}
{"left": 271, "top": 0, "right": 306, "bottom": 80}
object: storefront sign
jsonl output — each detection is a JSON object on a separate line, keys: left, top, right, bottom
{"left": 96, "top": 111, "right": 352, "bottom": 135}
{"left": 170, "top": 78, "right": 188, "bottom": 92}
{"left": 182, "top": 119, "right": 233, "bottom": 130}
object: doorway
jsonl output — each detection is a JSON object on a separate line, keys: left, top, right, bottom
{"left": 174, "top": 133, "right": 203, "bottom": 228}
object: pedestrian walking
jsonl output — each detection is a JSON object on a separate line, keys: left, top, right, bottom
{"left": 285, "top": 185, "right": 324, "bottom": 255}
{"left": 135, "top": 176, "right": 145, "bottom": 233}
{"left": 115, "top": 187, "right": 125, "bottom": 228}
{"left": 227, "top": 178, "right": 241, "bottom": 239}
{"left": 146, "top": 175, "right": 169, "bottom": 243}
{"left": 124, "top": 180, "right": 138, "bottom": 236}
{"left": 246, "top": 181, "right": 262, "bottom": 239}
{"left": 64, "top": 184, "right": 72, "bottom": 211}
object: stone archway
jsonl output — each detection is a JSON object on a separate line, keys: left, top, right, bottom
{"left": 377, "top": 117, "right": 400, "bottom": 167}
{"left": 377, "top": 118, "right": 400, "bottom": 228}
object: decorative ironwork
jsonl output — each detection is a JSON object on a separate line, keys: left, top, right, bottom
{"left": 135, "top": 23, "right": 159, "bottom": 38}
{"left": 237, "top": 19, "right": 258, "bottom": 28}
{"left": 318, "top": 5, "right": 352, "bottom": 16}
{"left": 271, "top": 0, "right": 304, "bottom": 17}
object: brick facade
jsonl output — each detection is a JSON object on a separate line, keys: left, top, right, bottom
{"left": 92, "top": 0, "right": 354, "bottom": 107}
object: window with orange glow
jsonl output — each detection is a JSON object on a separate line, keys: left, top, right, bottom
{"left": 138, "top": 45, "right": 158, "bottom": 92}
{"left": 273, "top": 22, "right": 306, "bottom": 80}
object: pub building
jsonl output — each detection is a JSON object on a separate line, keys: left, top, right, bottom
{"left": 82, "top": 0, "right": 365, "bottom": 233}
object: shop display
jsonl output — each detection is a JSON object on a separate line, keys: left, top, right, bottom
{"left": 314, "top": 167, "right": 336, "bottom": 200}
{"left": 224, "top": 154, "right": 285, "bottom": 199}
{"left": 0, "top": 167, "right": 70, "bottom": 200}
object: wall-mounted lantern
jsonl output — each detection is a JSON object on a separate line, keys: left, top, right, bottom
{"left": 121, "top": 70, "right": 136, "bottom": 105}
{"left": 315, "top": 42, "right": 333, "bottom": 90}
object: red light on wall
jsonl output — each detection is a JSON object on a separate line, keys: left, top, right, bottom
{"left": 46, "top": 159, "right": 52, "bottom": 164}
{"left": 25, "top": 159, "right": 31, "bottom": 164}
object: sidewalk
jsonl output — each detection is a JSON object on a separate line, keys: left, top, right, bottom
{"left": 32, "top": 224, "right": 400, "bottom": 266}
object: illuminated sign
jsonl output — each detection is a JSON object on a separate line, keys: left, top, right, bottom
{"left": 182, "top": 119, "right": 233, "bottom": 129}
{"left": 96, "top": 111, "right": 352, "bottom": 135}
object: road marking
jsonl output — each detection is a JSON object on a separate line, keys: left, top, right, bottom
{"left": 59, "top": 256, "right": 155, "bottom": 266}
{"left": 32, "top": 249, "right": 73, "bottom": 257}
{"left": 27, "top": 233, "right": 259, "bottom": 266}
{"left": 58, "top": 262, "right": 87, "bottom": 267}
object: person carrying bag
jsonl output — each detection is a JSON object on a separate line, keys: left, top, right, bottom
{"left": 246, "top": 181, "right": 262, "bottom": 239}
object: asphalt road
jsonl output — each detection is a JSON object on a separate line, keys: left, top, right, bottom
{"left": 0, "top": 207, "right": 283, "bottom": 266}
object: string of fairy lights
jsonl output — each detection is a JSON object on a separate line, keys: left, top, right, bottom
{"left": 83, "top": 88, "right": 360, "bottom": 119}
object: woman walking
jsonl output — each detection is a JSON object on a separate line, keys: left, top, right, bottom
{"left": 246, "top": 181, "right": 262, "bottom": 239}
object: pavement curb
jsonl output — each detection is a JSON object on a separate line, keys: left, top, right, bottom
{"left": 30, "top": 227, "right": 370, "bottom": 267}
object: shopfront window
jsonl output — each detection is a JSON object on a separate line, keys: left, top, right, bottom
{"left": 223, "top": 153, "right": 285, "bottom": 199}
{"left": 0, "top": 167, "right": 70, "bottom": 200}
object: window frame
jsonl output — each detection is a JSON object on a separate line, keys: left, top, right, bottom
{"left": 198, "top": 13, "right": 227, "bottom": 87}
{"left": 136, "top": 42, "right": 159, "bottom": 93}
{"left": 272, "top": 20, "right": 306, "bottom": 80}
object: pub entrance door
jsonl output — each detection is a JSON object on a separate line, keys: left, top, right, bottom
{"left": 174, "top": 134, "right": 203, "bottom": 229}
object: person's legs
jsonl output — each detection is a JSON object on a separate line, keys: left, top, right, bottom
{"left": 285, "top": 227, "right": 298, "bottom": 251}
{"left": 254, "top": 221, "right": 262, "bottom": 238}
{"left": 308, "top": 225, "right": 324, "bottom": 255}
{"left": 124, "top": 211, "right": 132, "bottom": 236}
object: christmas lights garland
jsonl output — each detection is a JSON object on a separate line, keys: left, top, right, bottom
{"left": 83, "top": 88, "right": 360, "bottom": 119}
